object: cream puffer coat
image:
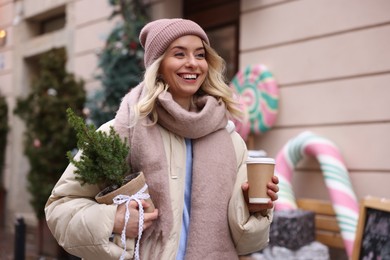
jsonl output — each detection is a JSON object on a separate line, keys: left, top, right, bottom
{"left": 45, "top": 120, "right": 273, "bottom": 259}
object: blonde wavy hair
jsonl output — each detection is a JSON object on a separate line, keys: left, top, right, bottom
{"left": 131, "top": 41, "right": 243, "bottom": 126}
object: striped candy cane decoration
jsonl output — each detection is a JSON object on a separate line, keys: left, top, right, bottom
{"left": 275, "top": 131, "right": 359, "bottom": 257}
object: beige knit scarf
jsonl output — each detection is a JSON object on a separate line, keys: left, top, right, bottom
{"left": 114, "top": 83, "right": 239, "bottom": 259}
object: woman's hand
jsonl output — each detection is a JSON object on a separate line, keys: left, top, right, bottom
{"left": 113, "top": 200, "right": 158, "bottom": 238}
{"left": 242, "top": 175, "right": 279, "bottom": 215}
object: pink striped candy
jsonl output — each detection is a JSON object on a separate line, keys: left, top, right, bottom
{"left": 274, "top": 131, "right": 359, "bottom": 257}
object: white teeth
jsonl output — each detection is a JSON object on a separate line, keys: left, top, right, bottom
{"left": 181, "top": 74, "right": 197, "bottom": 79}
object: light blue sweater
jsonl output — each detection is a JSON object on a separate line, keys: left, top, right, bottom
{"left": 176, "top": 138, "right": 193, "bottom": 260}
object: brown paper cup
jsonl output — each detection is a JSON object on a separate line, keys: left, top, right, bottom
{"left": 246, "top": 157, "right": 275, "bottom": 204}
{"left": 95, "top": 171, "right": 155, "bottom": 213}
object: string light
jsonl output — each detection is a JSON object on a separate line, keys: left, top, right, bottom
{"left": 0, "top": 29, "right": 6, "bottom": 46}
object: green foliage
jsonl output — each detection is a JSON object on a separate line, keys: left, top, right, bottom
{"left": 87, "top": 0, "right": 149, "bottom": 127}
{"left": 66, "top": 108, "right": 130, "bottom": 188}
{"left": 14, "top": 48, "right": 86, "bottom": 219}
{"left": 0, "top": 94, "right": 8, "bottom": 187}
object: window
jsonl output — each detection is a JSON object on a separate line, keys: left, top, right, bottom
{"left": 25, "top": 5, "right": 66, "bottom": 37}
{"left": 41, "top": 14, "right": 66, "bottom": 34}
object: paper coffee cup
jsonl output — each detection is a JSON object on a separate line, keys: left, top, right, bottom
{"left": 246, "top": 157, "right": 275, "bottom": 204}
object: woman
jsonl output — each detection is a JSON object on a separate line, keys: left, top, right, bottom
{"left": 45, "top": 18, "right": 279, "bottom": 260}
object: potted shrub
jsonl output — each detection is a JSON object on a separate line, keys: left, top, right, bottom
{"left": 66, "top": 108, "right": 155, "bottom": 259}
{"left": 66, "top": 108, "right": 154, "bottom": 209}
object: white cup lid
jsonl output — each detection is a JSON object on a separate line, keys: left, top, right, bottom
{"left": 246, "top": 157, "right": 275, "bottom": 164}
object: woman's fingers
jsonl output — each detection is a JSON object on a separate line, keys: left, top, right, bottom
{"left": 241, "top": 182, "right": 250, "bottom": 203}
{"left": 114, "top": 200, "right": 159, "bottom": 238}
{"left": 242, "top": 175, "right": 280, "bottom": 214}
{"left": 143, "top": 209, "right": 159, "bottom": 230}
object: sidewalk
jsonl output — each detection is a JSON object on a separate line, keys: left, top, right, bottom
{"left": 0, "top": 225, "right": 38, "bottom": 260}
{"left": 0, "top": 227, "right": 13, "bottom": 260}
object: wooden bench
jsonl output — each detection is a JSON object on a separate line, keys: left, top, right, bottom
{"left": 297, "top": 198, "right": 344, "bottom": 249}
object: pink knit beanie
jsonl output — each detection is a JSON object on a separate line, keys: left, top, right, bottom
{"left": 139, "top": 18, "right": 210, "bottom": 68}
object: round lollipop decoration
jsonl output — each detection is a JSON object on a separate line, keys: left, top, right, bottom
{"left": 230, "top": 64, "right": 279, "bottom": 140}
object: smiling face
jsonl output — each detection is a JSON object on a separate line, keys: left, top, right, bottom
{"left": 159, "top": 35, "right": 208, "bottom": 109}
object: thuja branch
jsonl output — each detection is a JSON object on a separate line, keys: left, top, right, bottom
{"left": 66, "top": 108, "right": 130, "bottom": 188}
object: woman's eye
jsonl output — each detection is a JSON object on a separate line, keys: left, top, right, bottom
{"left": 174, "top": 52, "right": 185, "bottom": 57}
{"left": 196, "top": 53, "right": 206, "bottom": 59}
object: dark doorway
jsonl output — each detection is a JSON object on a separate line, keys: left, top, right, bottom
{"left": 183, "top": 0, "right": 239, "bottom": 81}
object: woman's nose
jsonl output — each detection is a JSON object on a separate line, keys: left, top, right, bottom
{"left": 185, "top": 55, "right": 198, "bottom": 67}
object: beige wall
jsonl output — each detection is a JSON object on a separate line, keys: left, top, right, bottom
{"left": 240, "top": 0, "right": 390, "bottom": 201}
{"left": 72, "top": 0, "right": 116, "bottom": 92}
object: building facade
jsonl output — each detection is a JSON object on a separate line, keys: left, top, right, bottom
{"left": 1, "top": 0, "right": 389, "bottom": 244}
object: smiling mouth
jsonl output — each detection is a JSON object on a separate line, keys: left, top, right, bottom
{"left": 179, "top": 73, "right": 198, "bottom": 80}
